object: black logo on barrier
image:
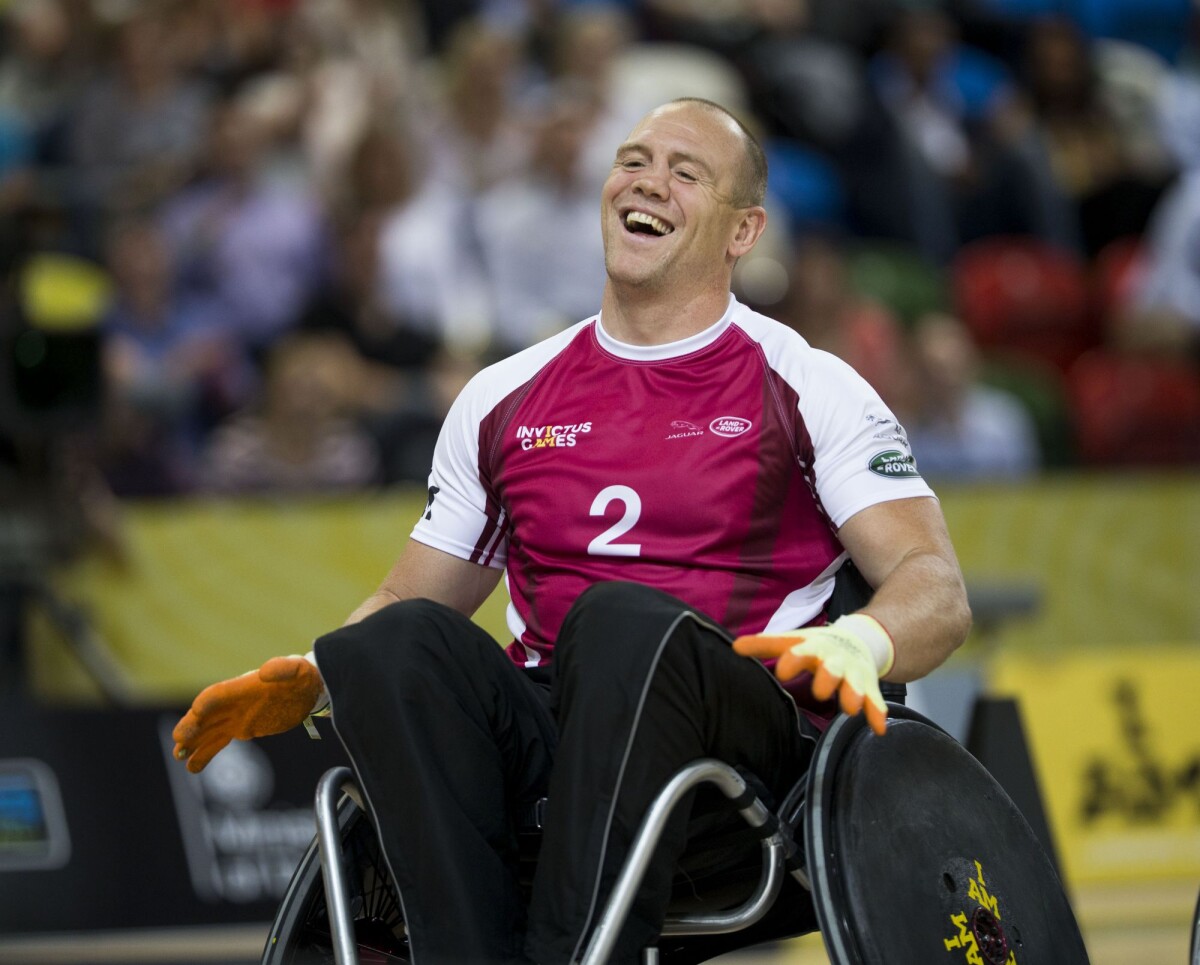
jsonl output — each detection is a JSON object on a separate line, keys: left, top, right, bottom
{"left": 1079, "top": 679, "right": 1200, "bottom": 825}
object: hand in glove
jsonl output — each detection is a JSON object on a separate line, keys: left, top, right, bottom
{"left": 172, "top": 653, "right": 325, "bottom": 773}
{"left": 733, "top": 614, "right": 895, "bottom": 736}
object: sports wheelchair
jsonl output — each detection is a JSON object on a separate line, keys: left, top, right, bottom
{"left": 261, "top": 704, "right": 1089, "bottom": 964}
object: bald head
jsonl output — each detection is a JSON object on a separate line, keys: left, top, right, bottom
{"left": 662, "top": 98, "right": 767, "bottom": 208}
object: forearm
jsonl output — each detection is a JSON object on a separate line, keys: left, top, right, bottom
{"left": 341, "top": 540, "right": 503, "bottom": 628}
{"left": 861, "top": 549, "right": 971, "bottom": 682}
{"left": 343, "top": 587, "right": 408, "bottom": 627}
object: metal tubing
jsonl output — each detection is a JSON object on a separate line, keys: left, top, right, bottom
{"left": 662, "top": 837, "right": 786, "bottom": 935}
{"left": 314, "top": 766, "right": 360, "bottom": 965}
{"left": 579, "top": 759, "right": 783, "bottom": 965}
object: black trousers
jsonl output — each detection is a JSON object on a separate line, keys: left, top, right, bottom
{"left": 314, "top": 581, "right": 819, "bottom": 964}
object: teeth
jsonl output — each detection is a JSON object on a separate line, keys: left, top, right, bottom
{"left": 625, "top": 211, "right": 673, "bottom": 235}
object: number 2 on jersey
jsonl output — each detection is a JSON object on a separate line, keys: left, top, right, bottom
{"left": 588, "top": 485, "right": 642, "bottom": 557}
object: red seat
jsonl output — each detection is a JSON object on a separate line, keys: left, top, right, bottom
{"left": 1065, "top": 349, "right": 1200, "bottom": 466}
{"left": 952, "top": 237, "right": 1097, "bottom": 372}
{"left": 1090, "top": 235, "right": 1146, "bottom": 330}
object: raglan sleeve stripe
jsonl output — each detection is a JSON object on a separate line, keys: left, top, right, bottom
{"left": 410, "top": 373, "right": 509, "bottom": 568}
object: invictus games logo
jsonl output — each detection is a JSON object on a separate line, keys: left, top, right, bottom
{"left": 516, "top": 422, "right": 592, "bottom": 451}
{"left": 709, "top": 416, "right": 752, "bottom": 438}
{"left": 869, "top": 449, "right": 921, "bottom": 478}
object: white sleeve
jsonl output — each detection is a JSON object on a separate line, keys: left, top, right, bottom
{"left": 410, "top": 377, "right": 508, "bottom": 567}
{"left": 800, "top": 351, "right": 935, "bottom": 528}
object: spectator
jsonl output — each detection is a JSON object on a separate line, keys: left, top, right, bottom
{"left": 268, "top": 0, "right": 430, "bottom": 201}
{"left": 474, "top": 84, "right": 609, "bottom": 351}
{"left": 158, "top": 93, "right": 327, "bottom": 353}
{"left": 0, "top": 0, "right": 91, "bottom": 166}
{"left": 850, "top": 6, "right": 1075, "bottom": 260}
{"left": 168, "top": 0, "right": 290, "bottom": 93}
{"left": 543, "top": 4, "right": 649, "bottom": 189}
{"left": 65, "top": 6, "right": 213, "bottom": 234}
{"left": 731, "top": 0, "right": 870, "bottom": 155}
{"left": 367, "top": 120, "right": 494, "bottom": 353}
{"left": 201, "top": 332, "right": 381, "bottom": 494}
{"left": 1019, "top": 16, "right": 1165, "bottom": 256}
{"left": 904, "top": 312, "right": 1040, "bottom": 480}
{"left": 369, "top": 346, "right": 483, "bottom": 484}
{"left": 774, "top": 233, "right": 912, "bottom": 412}
{"left": 97, "top": 216, "right": 253, "bottom": 496}
{"left": 424, "top": 16, "right": 531, "bottom": 194}
{"left": 301, "top": 208, "right": 441, "bottom": 371}
{"left": 0, "top": 111, "right": 34, "bottom": 216}
{"left": 1112, "top": 69, "right": 1200, "bottom": 359}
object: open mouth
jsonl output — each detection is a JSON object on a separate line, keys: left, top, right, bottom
{"left": 623, "top": 210, "right": 674, "bottom": 237}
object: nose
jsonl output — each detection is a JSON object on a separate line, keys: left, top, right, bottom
{"left": 631, "top": 161, "right": 669, "bottom": 201}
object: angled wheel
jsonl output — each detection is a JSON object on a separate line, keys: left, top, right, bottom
{"left": 262, "top": 795, "right": 408, "bottom": 964}
{"left": 805, "top": 706, "right": 1090, "bottom": 965}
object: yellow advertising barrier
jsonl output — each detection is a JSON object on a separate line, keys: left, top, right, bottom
{"left": 991, "top": 647, "right": 1200, "bottom": 887}
{"left": 27, "top": 476, "right": 1200, "bottom": 706}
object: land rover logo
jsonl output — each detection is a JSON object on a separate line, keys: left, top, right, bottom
{"left": 869, "top": 449, "right": 920, "bottom": 478}
{"left": 709, "top": 416, "right": 752, "bottom": 437}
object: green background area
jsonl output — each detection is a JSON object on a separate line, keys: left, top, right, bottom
{"left": 27, "top": 475, "right": 1200, "bottom": 702}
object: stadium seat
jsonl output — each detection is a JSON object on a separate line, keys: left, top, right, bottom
{"left": 952, "top": 236, "right": 1097, "bottom": 372}
{"left": 263, "top": 706, "right": 1090, "bottom": 965}
{"left": 1090, "top": 235, "right": 1145, "bottom": 329}
{"left": 1065, "top": 349, "right": 1200, "bottom": 466}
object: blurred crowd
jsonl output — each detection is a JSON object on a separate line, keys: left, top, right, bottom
{"left": 2, "top": 0, "right": 1200, "bottom": 513}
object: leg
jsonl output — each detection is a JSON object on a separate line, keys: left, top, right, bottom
{"left": 525, "top": 582, "right": 818, "bottom": 965}
{"left": 314, "top": 600, "right": 556, "bottom": 965}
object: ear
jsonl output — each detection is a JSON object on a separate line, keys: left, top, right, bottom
{"left": 728, "top": 206, "right": 768, "bottom": 259}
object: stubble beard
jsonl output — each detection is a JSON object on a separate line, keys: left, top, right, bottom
{"left": 604, "top": 233, "right": 675, "bottom": 293}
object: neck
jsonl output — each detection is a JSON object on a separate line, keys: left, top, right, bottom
{"left": 599, "top": 281, "right": 733, "bottom": 346}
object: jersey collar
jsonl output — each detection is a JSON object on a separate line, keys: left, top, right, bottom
{"left": 594, "top": 294, "right": 738, "bottom": 361}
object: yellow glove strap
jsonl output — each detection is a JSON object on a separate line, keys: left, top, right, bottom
{"left": 832, "top": 613, "right": 896, "bottom": 677}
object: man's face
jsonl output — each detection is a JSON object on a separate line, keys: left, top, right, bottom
{"left": 600, "top": 103, "right": 752, "bottom": 294}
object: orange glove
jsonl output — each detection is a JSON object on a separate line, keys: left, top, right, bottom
{"left": 733, "top": 614, "right": 895, "bottom": 736}
{"left": 172, "top": 654, "right": 326, "bottom": 773}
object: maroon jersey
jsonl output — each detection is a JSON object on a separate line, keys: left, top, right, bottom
{"left": 412, "top": 297, "right": 933, "bottom": 667}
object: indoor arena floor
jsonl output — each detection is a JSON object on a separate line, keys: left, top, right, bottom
{"left": 0, "top": 883, "right": 1194, "bottom": 965}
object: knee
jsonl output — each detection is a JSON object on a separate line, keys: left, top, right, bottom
{"left": 556, "top": 581, "right": 704, "bottom": 681}
{"left": 562, "top": 581, "right": 667, "bottom": 634}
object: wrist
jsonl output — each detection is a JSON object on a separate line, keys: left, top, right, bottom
{"left": 301, "top": 651, "right": 330, "bottom": 715}
{"left": 833, "top": 613, "right": 895, "bottom": 676}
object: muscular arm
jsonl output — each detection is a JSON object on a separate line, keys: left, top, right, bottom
{"left": 836, "top": 496, "right": 971, "bottom": 682}
{"left": 343, "top": 539, "right": 504, "bottom": 626}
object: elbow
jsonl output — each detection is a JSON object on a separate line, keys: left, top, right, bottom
{"left": 950, "top": 587, "right": 973, "bottom": 653}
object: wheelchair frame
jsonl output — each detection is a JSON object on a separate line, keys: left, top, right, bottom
{"left": 312, "top": 754, "right": 811, "bottom": 965}
{"left": 270, "top": 701, "right": 1088, "bottom": 965}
